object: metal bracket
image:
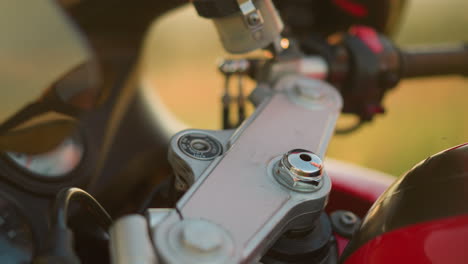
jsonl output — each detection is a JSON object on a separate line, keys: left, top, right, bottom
{"left": 168, "top": 129, "right": 235, "bottom": 192}
{"left": 237, "top": 0, "right": 265, "bottom": 40}
{"left": 155, "top": 76, "right": 343, "bottom": 263}
{"left": 237, "top": 0, "right": 264, "bottom": 28}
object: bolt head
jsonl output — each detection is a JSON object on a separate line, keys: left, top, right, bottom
{"left": 182, "top": 220, "right": 224, "bottom": 253}
{"left": 340, "top": 211, "right": 358, "bottom": 226}
{"left": 274, "top": 149, "right": 324, "bottom": 192}
{"left": 247, "top": 13, "right": 261, "bottom": 26}
{"left": 330, "top": 210, "right": 361, "bottom": 238}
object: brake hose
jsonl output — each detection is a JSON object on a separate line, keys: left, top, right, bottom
{"left": 34, "top": 188, "right": 112, "bottom": 264}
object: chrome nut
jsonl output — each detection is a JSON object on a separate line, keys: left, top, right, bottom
{"left": 273, "top": 149, "right": 324, "bottom": 192}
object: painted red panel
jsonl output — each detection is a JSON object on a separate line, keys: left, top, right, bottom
{"left": 344, "top": 215, "right": 468, "bottom": 264}
{"left": 326, "top": 159, "right": 395, "bottom": 254}
{"left": 327, "top": 160, "right": 393, "bottom": 200}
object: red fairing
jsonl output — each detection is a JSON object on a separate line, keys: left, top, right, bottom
{"left": 325, "top": 160, "right": 395, "bottom": 255}
{"left": 326, "top": 159, "right": 394, "bottom": 217}
{"left": 344, "top": 215, "right": 468, "bottom": 264}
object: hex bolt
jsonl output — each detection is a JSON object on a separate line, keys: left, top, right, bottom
{"left": 273, "top": 149, "right": 324, "bottom": 192}
{"left": 330, "top": 210, "right": 361, "bottom": 239}
{"left": 181, "top": 220, "right": 224, "bottom": 253}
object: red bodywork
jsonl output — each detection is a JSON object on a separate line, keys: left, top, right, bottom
{"left": 344, "top": 215, "right": 468, "bottom": 264}
{"left": 327, "top": 143, "right": 468, "bottom": 263}
{"left": 325, "top": 159, "right": 395, "bottom": 254}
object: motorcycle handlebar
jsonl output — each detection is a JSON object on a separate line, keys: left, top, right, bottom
{"left": 323, "top": 30, "right": 468, "bottom": 121}
{"left": 400, "top": 44, "right": 468, "bottom": 78}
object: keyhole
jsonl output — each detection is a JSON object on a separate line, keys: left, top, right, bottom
{"left": 300, "top": 154, "right": 312, "bottom": 162}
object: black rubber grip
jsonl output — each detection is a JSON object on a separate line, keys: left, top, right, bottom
{"left": 400, "top": 44, "right": 468, "bottom": 78}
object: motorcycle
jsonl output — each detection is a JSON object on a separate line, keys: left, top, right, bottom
{"left": 0, "top": 0, "right": 467, "bottom": 263}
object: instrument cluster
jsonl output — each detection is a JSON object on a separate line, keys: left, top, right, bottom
{"left": 0, "top": 129, "right": 95, "bottom": 261}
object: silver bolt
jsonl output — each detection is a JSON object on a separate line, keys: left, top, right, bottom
{"left": 274, "top": 149, "right": 324, "bottom": 192}
{"left": 159, "top": 218, "right": 235, "bottom": 263}
{"left": 181, "top": 220, "right": 224, "bottom": 253}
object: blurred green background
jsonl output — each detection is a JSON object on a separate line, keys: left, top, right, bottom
{"left": 142, "top": 0, "right": 468, "bottom": 177}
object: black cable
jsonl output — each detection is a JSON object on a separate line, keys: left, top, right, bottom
{"left": 53, "top": 187, "right": 112, "bottom": 230}
{"left": 136, "top": 182, "right": 166, "bottom": 214}
{"left": 237, "top": 74, "right": 246, "bottom": 126}
{"left": 34, "top": 187, "right": 112, "bottom": 264}
{"left": 222, "top": 74, "right": 232, "bottom": 129}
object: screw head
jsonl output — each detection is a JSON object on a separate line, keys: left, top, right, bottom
{"left": 274, "top": 149, "right": 324, "bottom": 192}
{"left": 160, "top": 218, "right": 235, "bottom": 264}
{"left": 330, "top": 210, "right": 361, "bottom": 238}
{"left": 181, "top": 220, "right": 224, "bottom": 253}
{"left": 247, "top": 12, "right": 261, "bottom": 27}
